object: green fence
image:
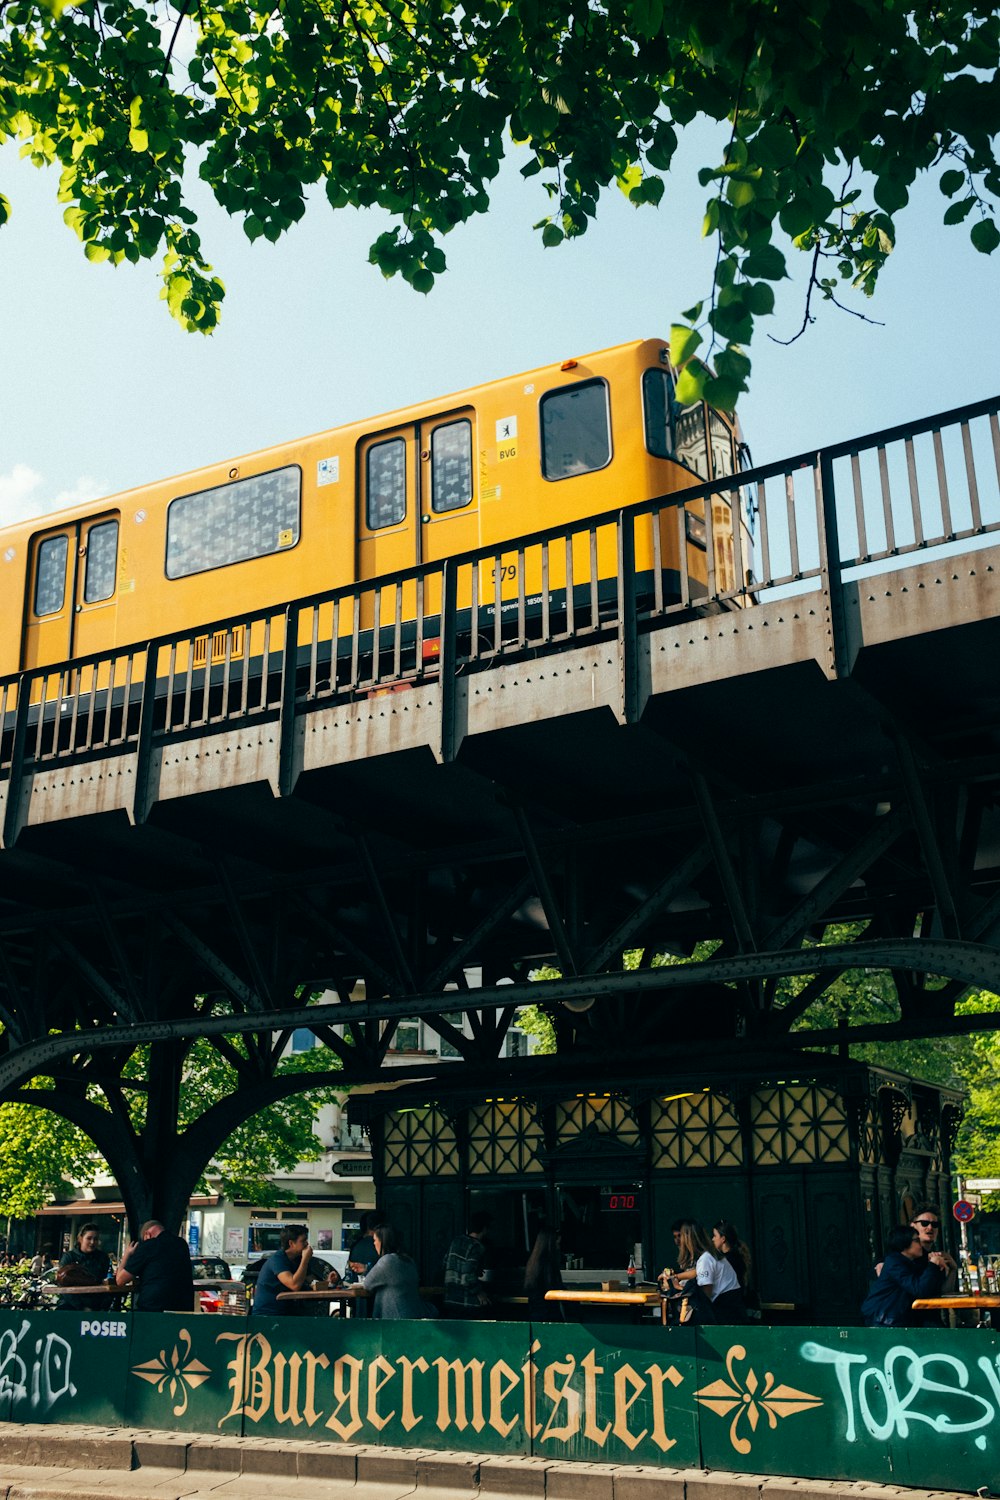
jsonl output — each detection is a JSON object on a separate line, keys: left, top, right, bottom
{"left": 1, "top": 1311, "right": 998, "bottom": 1490}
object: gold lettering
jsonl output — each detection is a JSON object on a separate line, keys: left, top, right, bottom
{"left": 396, "top": 1355, "right": 429, "bottom": 1431}
{"left": 273, "top": 1352, "right": 303, "bottom": 1427}
{"left": 612, "top": 1364, "right": 648, "bottom": 1451}
{"left": 325, "top": 1354, "right": 363, "bottom": 1441}
{"left": 581, "top": 1349, "right": 610, "bottom": 1446}
{"left": 433, "top": 1357, "right": 486, "bottom": 1433}
{"left": 367, "top": 1354, "right": 397, "bottom": 1431}
{"left": 540, "top": 1356, "right": 580, "bottom": 1443}
{"left": 216, "top": 1332, "right": 273, "bottom": 1427}
{"left": 645, "top": 1363, "right": 683, "bottom": 1453}
{"left": 522, "top": 1339, "right": 541, "bottom": 1439}
{"left": 217, "top": 1333, "right": 252, "bottom": 1427}
{"left": 303, "top": 1351, "right": 330, "bottom": 1426}
{"left": 489, "top": 1359, "right": 521, "bottom": 1439}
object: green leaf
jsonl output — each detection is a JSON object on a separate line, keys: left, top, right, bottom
{"left": 971, "top": 218, "right": 1000, "bottom": 255}
{"left": 746, "top": 281, "right": 775, "bottom": 315}
{"left": 541, "top": 222, "right": 564, "bottom": 247}
{"left": 944, "top": 197, "right": 974, "bottom": 225}
{"left": 673, "top": 363, "right": 706, "bottom": 406}
{"left": 84, "top": 241, "right": 110, "bottom": 263}
{"left": 670, "top": 324, "right": 702, "bottom": 367}
{"left": 743, "top": 245, "right": 787, "bottom": 280}
{"left": 0, "top": 194, "right": 12, "bottom": 228}
{"left": 939, "top": 168, "right": 965, "bottom": 198}
{"left": 128, "top": 128, "right": 149, "bottom": 154}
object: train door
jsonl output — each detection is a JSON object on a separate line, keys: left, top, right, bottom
{"left": 21, "top": 516, "right": 119, "bottom": 675}
{"left": 22, "top": 512, "right": 120, "bottom": 672}
{"left": 356, "top": 412, "right": 478, "bottom": 640}
{"left": 356, "top": 410, "right": 479, "bottom": 580}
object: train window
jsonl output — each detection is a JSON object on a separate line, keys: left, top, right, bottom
{"left": 34, "top": 534, "right": 69, "bottom": 617}
{"left": 166, "top": 466, "right": 300, "bottom": 580}
{"left": 674, "top": 406, "right": 711, "bottom": 480}
{"left": 430, "top": 420, "right": 473, "bottom": 512}
{"left": 83, "top": 520, "right": 119, "bottom": 603}
{"left": 643, "top": 369, "right": 676, "bottom": 459}
{"left": 709, "top": 410, "right": 736, "bottom": 479}
{"left": 540, "top": 379, "right": 611, "bottom": 480}
{"left": 366, "top": 438, "right": 406, "bottom": 529}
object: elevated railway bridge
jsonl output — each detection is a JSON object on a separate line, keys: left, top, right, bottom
{"left": 0, "top": 393, "right": 999, "bottom": 1235}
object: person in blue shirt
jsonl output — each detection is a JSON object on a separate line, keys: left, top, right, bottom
{"left": 252, "top": 1226, "right": 313, "bottom": 1317}
{"left": 862, "top": 1225, "right": 947, "bottom": 1327}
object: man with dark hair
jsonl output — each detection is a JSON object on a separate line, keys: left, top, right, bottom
{"left": 115, "top": 1220, "right": 194, "bottom": 1312}
{"left": 862, "top": 1225, "right": 947, "bottom": 1326}
{"left": 251, "top": 1225, "right": 313, "bottom": 1317}
{"left": 443, "top": 1212, "right": 492, "bottom": 1317}
{"left": 910, "top": 1203, "right": 958, "bottom": 1293}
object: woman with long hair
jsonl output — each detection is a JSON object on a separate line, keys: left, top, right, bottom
{"left": 661, "top": 1220, "right": 746, "bottom": 1324}
{"left": 361, "top": 1224, "right": 431, "bottom": 1319}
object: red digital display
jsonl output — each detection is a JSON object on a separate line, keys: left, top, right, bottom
{"left": 600, "top": 1189, "right": 640, "bottom": 1211}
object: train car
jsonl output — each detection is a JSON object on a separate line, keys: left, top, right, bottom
{"left": 0, "top": 338, "right": 748, "bottom": 689}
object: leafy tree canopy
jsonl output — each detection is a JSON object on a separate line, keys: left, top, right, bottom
{"left": 0, "top": 1082, "right": 101, "bottom": 1219}
{"left": 2, "top": 0, "right": 998, "bottom": 404}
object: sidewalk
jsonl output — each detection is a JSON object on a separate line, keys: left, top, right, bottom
{"left": 0, "top": 1426, "right": 972, "bottom": 1500}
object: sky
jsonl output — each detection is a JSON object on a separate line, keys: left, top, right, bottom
{"left": 1, "top": 124, "right": 998, "bottom": 525}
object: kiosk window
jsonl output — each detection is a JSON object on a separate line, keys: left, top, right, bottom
{"left": 84, "top": 520, "right": 119, "bottom": 603}
{"left": 166, "top": 466, "right": 300, "bottom": 580}
{"left": 366, "top": 438, "right": 406, "bottom": 529}
{"left": 643, "top": 370, "right": 676, "bottom": 459}
{"left": 431, "top": 421, "right": 473, "bottom": 512}
{"left": 541, "top": 379, "right": 611, "bottom": 480}
{"left": 34, "top": 535, "right": 69, "bottom": 617}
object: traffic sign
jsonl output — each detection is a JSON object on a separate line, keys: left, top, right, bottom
{"left": 954, "top": 1199, "right": 976, "bottom": 1223}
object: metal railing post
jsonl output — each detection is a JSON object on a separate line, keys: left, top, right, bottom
{"left": 278, "top": 605, "right": 300, "bottom": 797}
{"left": 618, "top": 512, "right": 639, "bottom": 724}
{"left": 817, "top": 452, "right": 853, "bottom": 679}
{"left": 132, "top": 646, "right": 160, "bottom": 825}
{"left": 1, "top": 676, "right": 31, "bottom": 849}
{"left": 439, "top": 560, "right": 459, "bottom": 764}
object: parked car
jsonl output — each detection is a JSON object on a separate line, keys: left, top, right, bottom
{"left": 190, "top": 1255, "right": 233, "bottom": 1281}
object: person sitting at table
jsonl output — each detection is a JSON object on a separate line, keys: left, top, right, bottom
{"left": 661, "top": 1221, "right": 747, "bottom": 1324}
{"left": 361, "top": 1224, "right": 431, "bottom": 1319}
{"left": 712, "top": 1219, "right": 760, "bottom": 1317}
{"left": 251, "top": 1225, "right": 314, "bottom": 1317}
{"left": 861, "top": 1225, "right": 948, "bottom": 1327}
{"left": 524, "top": 1227, "right": 563, "bottom": 1321}
{"left": 56, "top": 1223, "right": 112, "bottom": 1312}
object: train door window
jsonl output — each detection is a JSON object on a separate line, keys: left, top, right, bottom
{"left": 366, "top": 437, "right": 407, "bottom": 529}
{"left": 430, "top": 420, "right": 473, "bottom": 512}
{"left": 83, "top": 518, "right": 119, "bottom": 603}
{"left": 540, "top": 379, "right": 611, "bottom": 480}
{"left": 643, "top": 369, "right": 676, "bottom": 459}
{"left": 166, "top": 465, "right": 300, "bottom": 580}
{"left": 34, "top": 534, "right": 69, "bottom": 616}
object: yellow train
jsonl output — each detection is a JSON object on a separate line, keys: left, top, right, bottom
{"left": 0, "top": 338, "right": 746, "bottom": 686}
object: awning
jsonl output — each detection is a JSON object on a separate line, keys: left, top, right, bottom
{"left": 37, "top": 1195, "right": 220, "bottom": 1217}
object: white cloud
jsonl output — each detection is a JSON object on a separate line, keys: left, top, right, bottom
{"left": 0, "top": 463, "right": 44, "bottom": 526}
{"left": 0, "top": 467, "right": 106, "bottom": 528}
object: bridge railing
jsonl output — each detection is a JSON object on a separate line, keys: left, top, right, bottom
{"left": 1, "top": 394, "right": 997, "bottom": 783}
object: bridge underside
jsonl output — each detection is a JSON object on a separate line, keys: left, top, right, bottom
{"left": 2, "top": 543, "right": 1000, "bottom": 1103}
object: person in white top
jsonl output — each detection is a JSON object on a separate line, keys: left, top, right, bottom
{"left": 660, "top": 1221, "right": 747, "bottom": 1323}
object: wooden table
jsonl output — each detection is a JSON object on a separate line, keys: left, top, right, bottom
{"left": 912, "top": 1294, "right": 1000, "bottom": 1327}
{"left": 544, "top": 1289, "right": 667, "bottom": 1325}
{"left": 276, "top": 1287, "right": 369, "bottom": 1315}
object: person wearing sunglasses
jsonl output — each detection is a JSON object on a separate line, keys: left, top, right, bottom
{"left": 910, "top": 1206, "right": 958, "bottom": 1293}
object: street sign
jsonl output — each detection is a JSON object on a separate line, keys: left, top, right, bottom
{"left": 954, "top": 1199, "right": 976, "bottom": 1223}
